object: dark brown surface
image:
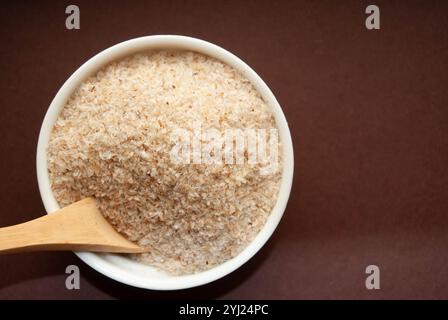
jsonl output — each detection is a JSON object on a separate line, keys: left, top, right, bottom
{"left": 0, "top": 0, "right": 447, "bottom": 300}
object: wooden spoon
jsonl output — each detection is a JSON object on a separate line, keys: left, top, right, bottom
{"left": 0, "top": 197, "right": 146, "bottom": 254}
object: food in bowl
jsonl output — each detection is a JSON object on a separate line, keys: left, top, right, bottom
{"left": 47, "top": 50, "right": 282, "bottom": 275}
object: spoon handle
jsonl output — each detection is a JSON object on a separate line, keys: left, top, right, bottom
{"left": 0, "top": 198, "right": 145, "bottom": 254}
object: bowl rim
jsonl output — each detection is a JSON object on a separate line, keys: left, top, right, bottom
{"left": 36, "top": 35, "right": 294, "bottom": 290}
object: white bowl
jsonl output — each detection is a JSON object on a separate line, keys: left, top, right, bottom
{"left": 36, "top": 35, "right": 294, "bottom": 290}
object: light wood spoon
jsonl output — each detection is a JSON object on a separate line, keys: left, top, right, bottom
{"left": 0, "top": 197, "right": 146, "bottom": 254}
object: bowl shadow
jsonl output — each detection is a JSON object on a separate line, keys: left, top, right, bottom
{"left": 82, "top": 230, "right": 281, "bottom": 299}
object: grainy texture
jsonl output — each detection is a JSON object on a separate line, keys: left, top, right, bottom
{"left": 47, "top": 51, "right": 281, "bottom": 275}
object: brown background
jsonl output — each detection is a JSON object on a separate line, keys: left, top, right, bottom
{"left": 0, "top": 0, "right": 447, "bottom": 300}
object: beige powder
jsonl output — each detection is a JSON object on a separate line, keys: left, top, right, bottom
{"left": 47, "top": 51, "right": 282, "bottom": 275}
